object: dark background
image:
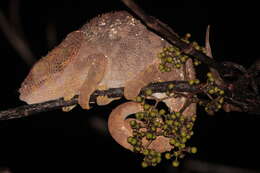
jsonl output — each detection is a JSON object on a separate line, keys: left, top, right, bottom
{"left": 0, "top": 0, "right": 260, "bottom": 172}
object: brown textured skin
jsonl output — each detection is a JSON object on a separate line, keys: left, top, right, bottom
{"left": 19, "top": 11, "right": 196, "bottom": 151}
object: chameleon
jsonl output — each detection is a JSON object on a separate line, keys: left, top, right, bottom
{"left": 19, "top": 11, "right": 196, "bottom": 152}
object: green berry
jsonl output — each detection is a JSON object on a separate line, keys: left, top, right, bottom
{"left": 208, "top": 89, "right": 215, "bottom": 94}
{"left": 150, "top": 110, "right": 157, "bottom": 117}
{"left": 135, "top": 112, "right": 144, "bottom": 120}
{"left": 170, "top": 113, "right": 176, "bottom": 119}
{"left": 149, "top": 150, "right": 156, "bottom": 156}
{"left": 134, "top": 146, "right": 141, "bottom": 152}
{"left": 181, "top": 132, "right": 187, "bottom": 137}
{"left": 169, "top": 138, "right": 176, "bottom": 145}
{"left": 146, "top": 133, "right": 153, "bottom": 140}
{"left": 175, "top": 63, "right": 181, "bottom": 69}
{"left": 207, "top": 72, "right": 213, "bottom": 78}
{"left": 151, "top": 158, "right": 157, "bottom": 163}
{"left": 168, "top": 83, "right": 175, "bottom": 89}
{"left": 189, "top": 80, "right": 194, "bottom": 85}
{"left": 166, "top": 120, "right": 173, "bottom": 125}
{"left": 186, "top": 123, "right": 193, "bottom": 129}
{"left": 131, "top": 138, "right": 137, "bottom": 145}
{"left": 156, "top": 157, "right": 162, "bottom": 163}
{"left": 174, "top": 151, "right": 179, "bottom": 157}
{"left": 153, "top": 121, "right": 161, "bottom": 127}
{"left": 159, "top": 64, "right": 165, "bottom": 71}
{"left": 165, "top": 66, "right": 171, "bottom": 72}
{"left": 209, "top": 77, "right": 215, "bottom": 82}
{"left": 135, "top": 96, "right": 143, "bottom": 102}
{"left": 166, "top": 57, "right": 173, "bottom": 63}
{"left": 141, "top": 161, "right": 148, "bottom": 168}
{"left": 130, "top": 120, "right": 137, "bottom": 127}
{"left": 174, "top": 121, "right": 180, "bottom": 127}
{"left": 175, "top": 51, "right": 181, "bottom": 56}
{"left": 162, "top": 124, "right": 168, "bottom": 130}
{"left": 143, "top": 104, "right": 150, "bottom": 110}
{"left": 145, "top": 89, "right": 153, "bottom": 96}
{"left": 168, "top": 47, "right": 174, "bottom": 52}
{"left": 219, "top": 90, "right": 224, "bottom": 95}
{"left": 143, "top": 149, "right": 149, "bottom": 155}
{"left": 152, "top": 134, "right": 156, "bottom": 140}
{"left": 175, "top": 142, "right": 180, "bottom": 147}
{"left": 180, "top": 143, "right": 186, "bottom": 149}
{"left": 159, "top": 109, "right": 166, "bottom": 115}
{"left": 175, "top": 112, "right": 180, "bottom": 117}
{"left": 214, "top": 87, "right": 219, "bottom": 93}
{"left": 191, "top": 115, "right": 196, "bottom": 122}
{"left": 194, "top": 79, "right": 200, "bottom": 84}
{"left": 127, "top": 137, "right": 133, "bottom": 144}
{"left": 151, "top": 126, "right": 156, "bottom": 132}
{"left": 163, "top": 131, "right": 168, "bottom": 137}
{"left": 194, "top": 60, "right": 200, "bottom": 66}
{"left": 180, "top": 56, "right": 187, "bottom": 62}
{"left": 165, "top": 153, "right": 172, "bottom": 159}
{"left": 179, "top": 117, "right": 185, "bottom": 122}
{"left": 218, "top": 97, "right": 224, "bottom": 104}
{"left": 191, "top": 147, "right": 197, "bottom": 154}
{"left": 181, "top": 137, "right": 187, "bottom": 143}
{"left": 172, "top": 160, "right": 180, "bottom": 167}
{"left": 171, "top": 129, "right": 176, "bottom": 134}
{"left": 194, "top": 45, "right": 200, "bottom": 50}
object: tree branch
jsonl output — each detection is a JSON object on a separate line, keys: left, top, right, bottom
{"left": 0, "top": 81, "right": 197, "bottom": 120}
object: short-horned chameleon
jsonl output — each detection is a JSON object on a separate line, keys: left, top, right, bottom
{"left": 19, "top": 11, "right": 196, "bottom": 152}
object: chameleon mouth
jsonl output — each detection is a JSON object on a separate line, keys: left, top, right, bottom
{"left": 19, "top": 84, "right": 33, "bottom": 104}
{"left": 19, "top": 79, "right": 43, "bottom": 104}
{"left": 19, "top": 86, "right": 43, "bottom": 105}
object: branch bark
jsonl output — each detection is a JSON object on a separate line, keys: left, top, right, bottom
{"left": 0, "top": 81, "right": 197, "bottom": 120}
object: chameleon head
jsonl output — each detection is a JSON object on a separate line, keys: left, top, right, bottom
{"left": 19, "top": 59, "right": 64, "bottom": 104}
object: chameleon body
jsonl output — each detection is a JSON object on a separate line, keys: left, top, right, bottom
{"left": 19, "top": 11, "right": 196, "bottom": 152}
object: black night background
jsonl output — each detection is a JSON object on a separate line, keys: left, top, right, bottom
{"left": 0, "top": 0, "right": 260, "bottom": 173}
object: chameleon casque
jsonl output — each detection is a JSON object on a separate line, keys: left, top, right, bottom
{"left": 19, "top": 11, "right": 196, "bottom": 152}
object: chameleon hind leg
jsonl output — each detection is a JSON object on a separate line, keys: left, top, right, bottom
{"left": 124, "top": 63, "right": 160, "bottom": 100}
{"left": 78, "top": 53, "right": 108, "bottom": 109}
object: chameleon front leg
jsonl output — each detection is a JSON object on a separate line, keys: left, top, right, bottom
{"left": 78, "top": 53, "right": 108, "bottom": 109}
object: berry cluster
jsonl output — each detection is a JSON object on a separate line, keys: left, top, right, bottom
{"left": 127, "top": 89, "right": 197, "bottom": 168}
{"left": 158, "top": 46, "right": 189, "bottom": 72}
{"left": 158, "top": 33, "right": 207, "bottom": 72}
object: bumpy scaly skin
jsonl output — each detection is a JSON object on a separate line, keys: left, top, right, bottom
{"left": 19, "top": 11, "right": 196, "bottom": 152}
